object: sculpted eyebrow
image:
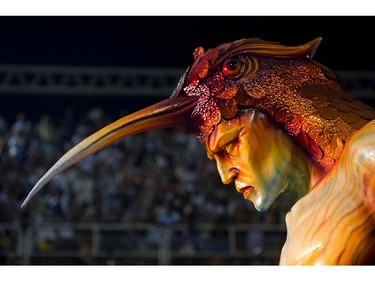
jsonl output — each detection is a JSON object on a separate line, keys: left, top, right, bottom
{"left": 208, "top": 121, "right": 243, "bottom": 153}
{"left": 210, "top": 131, "right": 240, "bottom": 153}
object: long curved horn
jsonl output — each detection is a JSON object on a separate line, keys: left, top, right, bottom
{"left": 21, "top": 96, "right": 198, "bottom": 208}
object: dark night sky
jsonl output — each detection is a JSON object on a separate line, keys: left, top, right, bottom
{"left": 1, "top": 16, "right": 375, "bottom": 122}
{"left": 0, "top": 16, "right": 374, "bottom": 71}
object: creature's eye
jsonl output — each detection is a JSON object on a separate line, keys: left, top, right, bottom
{"left": 222, "top": 58, "right": 243, "bottom": 78}
{"left": 222, "top": 137, "right": 239, "bottom": 156}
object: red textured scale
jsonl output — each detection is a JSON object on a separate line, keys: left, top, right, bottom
{"left": 206, "top": 71, "right": 225, "bottom": 96}
{"left": 191, "top": 97, "right": 221, "bottom": 141}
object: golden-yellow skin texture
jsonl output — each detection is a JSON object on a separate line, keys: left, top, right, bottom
{"left": 206, "top": 109, "right": 313, "bottom": 212}
{"left": 207, "top": 110, "right": 375, "bottom": 265}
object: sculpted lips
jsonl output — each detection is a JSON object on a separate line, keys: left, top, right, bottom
{"left": 235, "top": 182, "right": 254, "bottom": 199}
{"left": 242, "top": 186, "right": 253, "bottom": 199}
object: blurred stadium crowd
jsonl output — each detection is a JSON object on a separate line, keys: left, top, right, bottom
{"left": 0, "top": 105, "right": 296, "bottom": 264}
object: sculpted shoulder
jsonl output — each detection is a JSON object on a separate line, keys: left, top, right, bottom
{"left": 347, "top": 119, "right": 375, "bottom": 167}
{"left": 347, "top": 119, "right": 375, "bottom": 211}
{"left": 280, "top": 119, "right": 375, "bottom": 265}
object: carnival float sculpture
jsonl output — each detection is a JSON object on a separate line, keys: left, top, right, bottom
{"left": 22, "top": 37, "right": 375, "bottom": 265}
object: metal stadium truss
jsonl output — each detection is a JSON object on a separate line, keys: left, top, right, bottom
{"left": 0, "top": 65, "right": 374, "bottom": 99}
{"left": 0, "top": 65, "right": 186, "bottom": 97}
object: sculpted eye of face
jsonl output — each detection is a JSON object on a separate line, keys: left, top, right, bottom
{"left": 221, "top": 137, "right": 239, "bottom": 155}
{"left": 206, "top": 118, "right": 243, "bottom": 160}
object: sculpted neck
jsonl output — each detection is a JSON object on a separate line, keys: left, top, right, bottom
{"left": 286, "top": 144, "right": 330, "bottom": 200}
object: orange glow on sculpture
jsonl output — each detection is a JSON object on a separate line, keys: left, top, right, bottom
{"left": 22, "top": 37, "right": 375, "bottom": 265}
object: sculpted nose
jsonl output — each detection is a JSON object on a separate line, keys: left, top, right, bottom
{"left": 218, "top": 166, "right": 238, "bottom": 185}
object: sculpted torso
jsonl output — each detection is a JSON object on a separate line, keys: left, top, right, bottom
{"left": 280, "top": 120, "right": 375, "bottom": 265}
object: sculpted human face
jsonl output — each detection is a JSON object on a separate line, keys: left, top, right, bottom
{"left": 206, "top": 109, "right": 310, "bottom": 212}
